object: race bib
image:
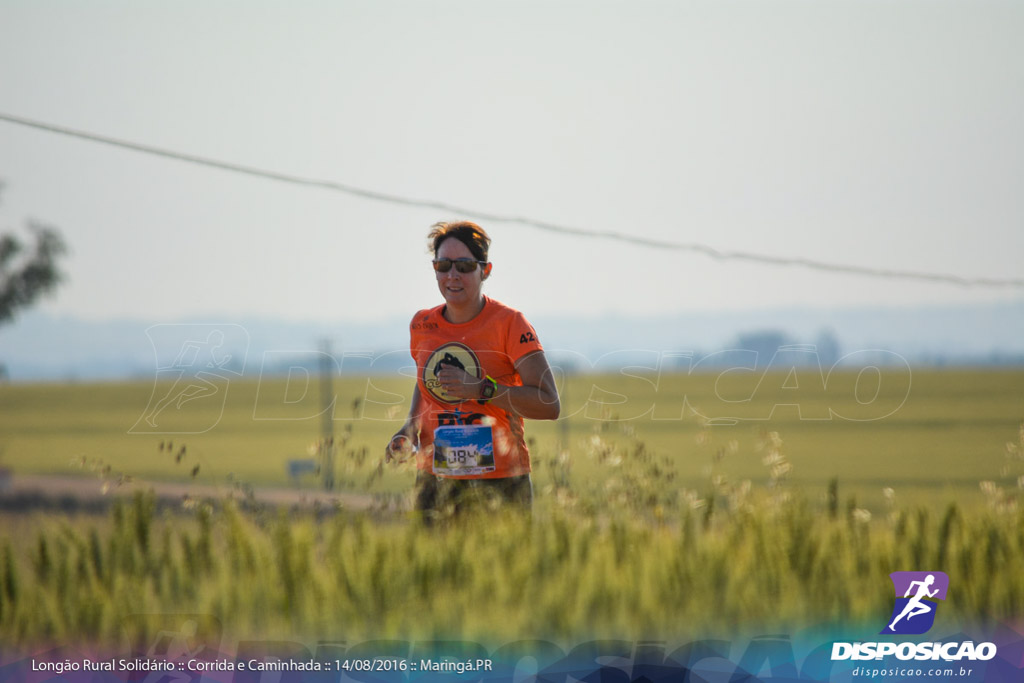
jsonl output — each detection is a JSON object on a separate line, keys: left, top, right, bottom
{"left": 432, "top": 425, "right": 495, "bottom": 477}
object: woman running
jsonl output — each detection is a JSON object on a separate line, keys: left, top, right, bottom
{"left": 387, "top": 221, "right": 560, "bottom": 518}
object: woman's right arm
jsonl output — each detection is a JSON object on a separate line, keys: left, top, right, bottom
{"left": 386, "top": 384, "right": 422, "bottom": 461}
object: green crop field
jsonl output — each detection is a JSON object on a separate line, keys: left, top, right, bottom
{"left": 1, "top": 367, "right": 1021, "bottom": 510}
{"left": 0, "top": 368, "right": 1022, "bottom": 647}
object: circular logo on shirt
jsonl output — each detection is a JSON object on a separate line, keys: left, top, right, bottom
{"left": 423, "top": 342, "right": 481, "bottom": 404}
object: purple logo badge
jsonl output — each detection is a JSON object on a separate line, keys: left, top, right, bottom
{"left": 881, "top": 571, "right": 949, "bottom": 635}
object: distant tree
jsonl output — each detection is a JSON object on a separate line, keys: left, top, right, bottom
{"left": 736, "top": 330, "right": 794, "bottom": 364}
{"left": 0, "top": 182, "right": 69, "bottom": 326}
{"left": 815, "top": 328, "right": 842, "bottom": 367}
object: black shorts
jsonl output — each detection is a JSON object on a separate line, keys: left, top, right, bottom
{"left": 414, "top": 471, "right": 532, "bottom": 519}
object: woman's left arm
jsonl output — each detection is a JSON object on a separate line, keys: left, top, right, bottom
{"left": 497, "top": 350, "right": 561, "bottom": 420}
{"left": 435, "top": 350, "right": 560, "bottom": 420}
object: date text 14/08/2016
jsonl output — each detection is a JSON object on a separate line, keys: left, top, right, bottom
{"left": 339, "top": 659, "right": 494, "bottom": 674}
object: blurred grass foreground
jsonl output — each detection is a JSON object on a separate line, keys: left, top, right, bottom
{"left": 0, "top": 369, "right": 1022, "bottom": 647}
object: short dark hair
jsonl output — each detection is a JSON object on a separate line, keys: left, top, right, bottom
{"left": 427, "top": 221, "right": 491, "bottom": 262}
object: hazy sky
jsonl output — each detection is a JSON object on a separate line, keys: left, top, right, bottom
{"left": 1, "top": 0, "right": 1022, "bottom": 327}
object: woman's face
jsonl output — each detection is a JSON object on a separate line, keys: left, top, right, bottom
{"left": 435, "top": 237, "right": 487, "bottom": 309}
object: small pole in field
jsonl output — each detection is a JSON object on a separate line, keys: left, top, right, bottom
{"left": 319, "top": 338, "right": 335, "bottom": 491}
{"left": 559, "top": 371, "right": 570, "bottom": 457}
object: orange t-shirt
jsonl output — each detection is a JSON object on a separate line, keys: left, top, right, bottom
{"left": 409, "top": 296, "right": 544, "bottom": 479}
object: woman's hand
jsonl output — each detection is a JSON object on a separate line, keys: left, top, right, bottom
{"left": 386, "top": 424, "right": 418, "bottom": 463}
{"left": 435, "top": 352, "right": 560, "bottom": 420}
{"left": 436, "top": 364, "right": 484, "bottom": 401}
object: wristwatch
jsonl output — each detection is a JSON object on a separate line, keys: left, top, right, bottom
{"left": 479, "top": 375, "right": 498, "bottom": 402}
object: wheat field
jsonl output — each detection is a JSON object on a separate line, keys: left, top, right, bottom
{"left": 0, "top": 368, "right": 1022, "bottom": 648}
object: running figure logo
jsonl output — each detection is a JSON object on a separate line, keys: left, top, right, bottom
{"left": 881, "top": 571, "right": 949, "bottom": 635}
{"left": 130, "top": 324, "right": 249, "bottom": 434}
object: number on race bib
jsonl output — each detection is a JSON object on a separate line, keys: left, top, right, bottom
{"left": 433, "top": 425, "right": 496, "bottom": 476}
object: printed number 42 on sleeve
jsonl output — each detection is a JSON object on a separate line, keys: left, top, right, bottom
{"left": 519, "top": 332, "right": 536, "bottom": 344}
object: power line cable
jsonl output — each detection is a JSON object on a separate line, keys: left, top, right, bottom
{"left": 2, "top": 110, "right": 1022, "bottom": 290}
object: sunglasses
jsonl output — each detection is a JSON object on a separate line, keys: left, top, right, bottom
{"left": 432, "top": 258, "right": 488, "bottom": 273}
